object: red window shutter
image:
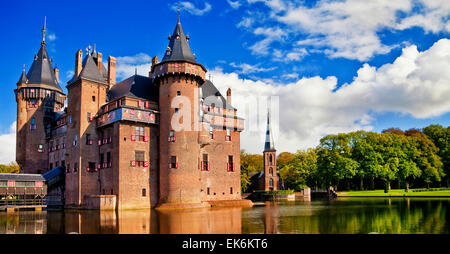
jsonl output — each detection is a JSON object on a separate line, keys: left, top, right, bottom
{"left": 201, "top": 161, "right": 204, "bottom": 170}
{"left": 230, "top": 136, "right": 233, "bottom": 141}
{"left": 108, "top": 162, "right": 112, "bottom": 168}
{"left": 173, "top": 136, "right": 176, "bottom": 142}
{"left": 227, "top": 162, "right": 230, "bottom": 172}
{"left": 109, "top": 137, "right": 112, "bottom": 143}
{"left": 7, "top": 181, "right": 15, "bottom": 187}
{"left": 175, "top": 162, "right": 178, "bottom": 168}
{"left": 98, "top": 140, "right": 102, "bottom": 146}
{"left": 144, "top": 136, "right": 149, "bottom": 142}
{"left": 86, "top": 167, "right": 89, "bottom": 172}
{"left": 233, "top": 164, "right": 235, "bottom": 172}
{"left": 207, "top": 161, "right": 210, "bottom": 171}
{"left": 168, "top": 137, "right": 171, "bottom": 142}
{"left": 212, "top": 133, "right": 215, "bottom": 139}
{"left": 131, "top": 135, "right": 136, "bottom": 141}
{"left": 169, "top": 163, "right": 172, "bottom": 169}
{"left": 130, "top": 160, "right": 136, "bottom": 167}
{"left": 145, "top": 101, "right": 149, "bottom": 108}
{"left": 144, "top": 161, "right": 149, "bottom": 167}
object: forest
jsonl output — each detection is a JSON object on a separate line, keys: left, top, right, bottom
{"left": 240, "top": 124, "right": 449, "bottom": 192}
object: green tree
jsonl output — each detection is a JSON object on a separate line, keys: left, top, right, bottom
{"left": 423, "top": 124, "right": 450, "bottom": 186}
{"left": 0, "top": 162, "right": 20, "bottom": 174}
{"left": 280, "top": 148, "right": 317, "bottom": 191}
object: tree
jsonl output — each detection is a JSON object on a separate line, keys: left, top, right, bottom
{"left": 280, "top": 149, "right": 317, "bottom": 191}
{"left": 277, "top": 152, "right": 295, "bottom": 169}
{"left": 0, "top": 162, "right": 20, "bottom": 174}
{"left": 423, "top": 125, "right": 450, "bottom": 186}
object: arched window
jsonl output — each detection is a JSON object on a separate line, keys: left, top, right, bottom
{"left": 269, "top": 167, "right": 273, "bottom": 176}
{"left": 269, "top": 154, "right": 273, "bottom": 165}
{"left": 269, "top": 178, "right": 274, "bottom": 187}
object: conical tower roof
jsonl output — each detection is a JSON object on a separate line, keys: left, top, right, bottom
{"left": 18, "top": 68, "right": 28, "bottom": 84}
{"left": 264, "top": 110, "right": 276, "bottom": 152}
{"left": 26, "top": 43, "right": 62, "bottom": 92}
{"left": 161, "top": 16, "right": 197, "bottom": 63}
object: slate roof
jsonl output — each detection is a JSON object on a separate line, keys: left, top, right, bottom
{"left": 162, "top": 17, "right": 197, "bottom": 63}
{"left": 264, "top": 111, "right": 276, "bottom": 151}
{"left": 26, "top": 43, "right": 62, "bottom": 91}
{"left": 201, "top": 80, "right": 235, "bottom": 110}
{"left": 18, "top": 69, "right": 28, "bottom": 84}
{"left": 108, "top": 74, "right": 158, "bottom": 102}
{"left": 67, "top": 52, "right": 108, "bottom": 85}
{"left": 0, "top": 173, "right": 45, "bottom": 182}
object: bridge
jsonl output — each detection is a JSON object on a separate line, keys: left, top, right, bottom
{"left": 0, "top": 167, "right": 65, "bottom": 212}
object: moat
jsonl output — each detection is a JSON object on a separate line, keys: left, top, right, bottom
{"left": 1, "top": 198, "right": 449, "bottom": 234}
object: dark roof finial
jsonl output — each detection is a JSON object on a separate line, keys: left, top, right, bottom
{"left": 264, "top": 106, "right": 276, "bottom": 152}
{"left": 41, "top": 16, "right": 46, "bottom": 45}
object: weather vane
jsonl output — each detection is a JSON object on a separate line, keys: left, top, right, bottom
{"left": 41, "top": 16, "right": 47, "bottom": 44}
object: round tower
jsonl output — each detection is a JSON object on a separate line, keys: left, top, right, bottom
{"left": 15, "top": 20, "right": 66, "bottom": 174}
{"left": 151, "top": 16, "right": 207, "bottom": 206}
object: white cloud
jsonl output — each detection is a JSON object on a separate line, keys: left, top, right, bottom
{"left": 171, "top": 1, "right": 212, "bottom": 16}
{"left": 239, "top": 0, "right": 450, "bottom": 61}
{"left": 227, "top": 0, "right": 241, "bottom": 9}
{"left": 209, "top": 39, "right": 450, "bottom": 153}
{"left": 229, "top": 62, "right": 277, "bottom": 74}
{"left": 47, "top": 33, "right": 57, "bottom": 41}
{"left": 0, "top": 122, "right": 16, "bottom": 164}
{"left": 115, "top": 53, "right": 152, "bottom": 79}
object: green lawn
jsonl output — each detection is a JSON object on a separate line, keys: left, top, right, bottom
{"left": 337, "top": 189, "right": 450, "bottom": 197}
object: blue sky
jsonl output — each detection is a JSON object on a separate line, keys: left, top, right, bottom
{"left": 0, "top": 0, "right": 449, "bottom": 161}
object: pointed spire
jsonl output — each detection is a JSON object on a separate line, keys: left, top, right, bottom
{"left": 161, "top": 15, "right": 197, "bottom": 63}
{"left": 18, "top": 65, "right": 28, "bottom": 84}
{"left": 264, "top": 110, "right": 276, "bottom": 151}
{"left": 41, "top": 16, "right": 46, "bottom": 45}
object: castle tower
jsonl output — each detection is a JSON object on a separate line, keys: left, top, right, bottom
{"left": 64, "top": 46, "right": 110, "bottom": 206}
{"left": 151, "top": 16, "right": 207, "bottom": 206}
{"left": 15, "top": 19, "right": 65, "bottom": 174}
{"left": 263, "top": 111, "right": 278, "bottom": 191}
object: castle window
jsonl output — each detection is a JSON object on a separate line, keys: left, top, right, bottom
{"left": 209, "top": 126, "right": 215, "bottom": 139}
{"left": 87, "top": 112, "right": 93, "bottom": 122}
{"left": 66, "top": 163, "right": 70, "bottom": 174}
{"left": 87, "top": 162, "right": 97, "bottom": 173}
{"left": 169, "top": 130, "right": 176, "bottom": 142}
{"left": 30, "top": 117, "right": 36, "bottom": 130}
{"left": 38, "top": 144, "right": 43, "bottom": 153}
{"left": 49, "top": 163, "right": 53, "bottom": 170}
{"left": 230, "top": 187, "right": 233, "bottom": 194}
{"left": 226, "top": 129, "right": 232, "bottom": 141}
{"left": 269, "top": 167, "right": 273, "bottom": 176}
{"left": 55, "top": 161, "right": 59, "bottom": 167}
{"left": 73, "top": 134, "right": 78, "bottom": 147}
{"left": 169, "top": 156, "right": 178, "bottom": 169}
{"left": 177, "top": 91, "right": 181, "bottom": 96}
{"left": 74, "top": 162, "right": 78, "bottom": 173}
{"left": 92, "top": 96, "right": 95, "bottom": 102}
{"left": 142, "top": 189, "right": 146, "bottom": 197}
{"left": 201, "top": 154, "right": 210, "bottom": 171}
{"left": 100, "top": 153, "right": 104, "bottom": 168}
{"left": 134, "top": 126, "right": 145, "bottom": 141}
{"left": 107, "top": 152, "right": 111, "bottom": 168}
{"left": 207, "top": 187, "right": 210, "bottom": 195}
{"left": 175, "top": 108, "right": 179, "bottom": 113}
{"left": 227, "top": 155, "right": 234, "bottom": 172}
{"left": 269, "top": 178, "right": 274, "bottom": 188}
{"left": 86, "top": 134, "right": 93, "bottom": 145}
{"left": 269, "top": 154, "right": 273, "bottom": 166}
{"left": 135, "top": 150, "right": 145, "bottom": 167}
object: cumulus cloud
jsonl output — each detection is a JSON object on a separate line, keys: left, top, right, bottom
{"left": 227, "top": 0, "right": 241, "bottom": 9}
{"left": 115, "top": 53, "right": 152, "bottom": 79}
{"left": 209, "top": 39, "right": 450, "bottom": 153}
{"left": 171, "top": 1, "right": 212, "bottom": 16}
{"left": 238, "top": 0, "right": 450, "bottom": 61}
{"left": 0, "top": 122, "right": 16, "bottom": 164}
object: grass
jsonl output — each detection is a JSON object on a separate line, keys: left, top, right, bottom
{"left": 337, "top": 189, "right": 450, "bottom": 197}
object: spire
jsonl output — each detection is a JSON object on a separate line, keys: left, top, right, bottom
{"left": 264, "top": 110, "right": 276, "bottom": 151}
{"left": 41, "top": 16, "right": 46, "bottom": 45}
{"left": 26, "top": 31, "right": 62, "bottom": 91}
{"left": 18, "top": 65, "right": 28, "bottom": 84}
{"left": 161, "top": 15, "right": 197, "bottom": 63}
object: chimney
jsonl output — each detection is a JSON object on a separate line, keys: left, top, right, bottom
{"left": 54, "top": 67, "right": 59, "bottom": 83}
{"left": 227, "top": 88, "right": 232, "bottom": 106}
{"left": 97, "top": 52, "right": 103, "bottom": 74}
{"left": 149, "top": 56, "right": 158, "bottom": 77}
{"left": 75, "top": 49, "right": 82, "bottom": 77}
{"left": 108, "top": 56, "right": 116, "bottom": 87}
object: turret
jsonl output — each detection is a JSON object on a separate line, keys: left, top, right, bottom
{"left": 263, "top": 110, "right": 278, "bottom": 191}
{"left": 15, "top": 18, "right": 66, "bottom": 174}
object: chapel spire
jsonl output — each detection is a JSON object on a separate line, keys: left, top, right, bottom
{"left": 264, "top": 110, "right": 276, "bottom": 151}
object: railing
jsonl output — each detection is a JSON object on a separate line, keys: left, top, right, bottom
{"left": 0, "top": 197, "right": 46, "bottom": 207}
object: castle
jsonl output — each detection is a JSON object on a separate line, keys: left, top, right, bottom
{"left": 14, "top": 17, "right": 250, "bottom": 209}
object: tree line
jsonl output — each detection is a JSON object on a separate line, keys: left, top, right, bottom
{"left": 241, "top": 124, "right": 449, "bottom": 192}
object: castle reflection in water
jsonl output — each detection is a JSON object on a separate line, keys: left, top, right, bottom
{"left": 1, "top": 204, "right": 275, "bottom": 234}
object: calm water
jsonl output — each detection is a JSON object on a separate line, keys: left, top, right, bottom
{"left": 1, "top": 198, "right": 449, "bottom": 234}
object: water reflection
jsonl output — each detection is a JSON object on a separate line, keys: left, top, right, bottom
{"left": 1, "top": 198, "right": 449, "bottom": 234}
